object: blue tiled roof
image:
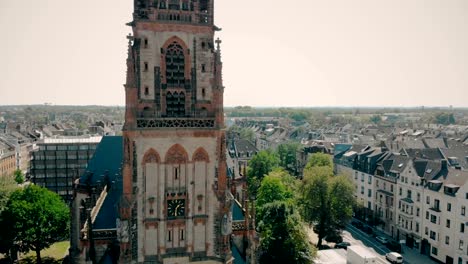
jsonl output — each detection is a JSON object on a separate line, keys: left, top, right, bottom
{"left": 80, "top": 136, "right": 123, "bottom": 230}
{"left": 231, "top": 200, "right": 245, "bottom": 221}
{"left": 232, "top": 244, "right": 246, "bottom": 264}
{"left": 80, "top": 136, "right": 123, "bottom": 185}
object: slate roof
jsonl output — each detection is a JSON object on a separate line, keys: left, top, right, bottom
{"left": 80, "top": 136, "right": 123, "bottom": 230}
{"left": 423, "top": 138, "right": 447, "bottom": 149}
{"left": 380, "top": 153, "right": 410, "bottom": 174}
{"left": 232, "top": 200, "right": 245, "bottom": 221}
{"left": 402, "top": 148, "right": 445, "bottom": 161}
{"left": 233, "top": 139, "right": 258, "bottom": 155}
{"left": 80, "top": 136, "right": 123, "bottom": 185}
{"left": 413, "top": 159, "right": 443, "bottom": 181}
{"left": 442, "top": 138, "right": 468, "bottom": 169}
{"left": 232, "top": 244, "right": 246, "bottom": 264}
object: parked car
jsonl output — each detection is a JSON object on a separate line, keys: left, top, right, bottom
{"left": 385, "top": 252, "right": 403, "bottom": 263}
{"left": 386, "top": 240, "right": 402, "bottom": 253}
{"left": 318, "top": 244, "right": 332, "bottom": 250}
{"left": 375, "top": 236, "right": 389, "bottom": 245}
{"left": 334, "top": 242, "right": 351, "bottom": 249}
{"left": 324, "top": 232, "right": 343, "bottom": 243}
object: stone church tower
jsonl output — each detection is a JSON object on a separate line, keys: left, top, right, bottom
{"left": 120, "top": 0, "right": 232, "bottom": 263}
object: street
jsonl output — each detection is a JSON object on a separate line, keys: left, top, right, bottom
{"left": 343, "top": 224, "right": 392, "bottom": 263}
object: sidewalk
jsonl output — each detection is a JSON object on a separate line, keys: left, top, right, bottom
{"left": 372, "top": 227, "right": 438, "bottom": 264}
{"left": 400, "top": 245, "right": 438, "bottom": 264}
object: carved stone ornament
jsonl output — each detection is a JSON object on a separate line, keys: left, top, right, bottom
{"left": 193, "top": 147, "right": 209, "bottom": 162}
{"left": 142, "top": 148, "right": 161, "bottom": 164}
{"left": 165, "top": 144, "right": 188, "bottom": 164}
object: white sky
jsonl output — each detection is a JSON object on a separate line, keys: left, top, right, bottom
{"left": 1, "top": 0, "right": 467, "bottom": 107}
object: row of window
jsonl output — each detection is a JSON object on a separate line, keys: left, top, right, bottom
{"left": 40, "top": 145, "right": 96, "bottom": 151}
{"left": 427, "top": 196, "right": 466, "bottom": 215}
{"left": 32, "top": 163, "right": 87, "bottom": 170}
{"left": 425, "top": 212, "right": 465, "bottom": 232}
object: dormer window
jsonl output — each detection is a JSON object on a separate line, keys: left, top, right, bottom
{"left": 443, "top": 185, "right": 459, "bottom": 196}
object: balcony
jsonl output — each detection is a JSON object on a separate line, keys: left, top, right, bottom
{"left": 137, "top": 117, "right": 215, "bottom": 129}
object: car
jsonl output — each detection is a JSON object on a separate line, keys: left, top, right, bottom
{"left": 334, "top": 242, "right": 351, "bottom": 249}
{"left": 362, "top": 225, "right": 373, "bottom": 235}
{"left": 324, "top": 232, "right": 343, "bottom": 243}
{"left": 318, "top": 244, "right": 332, "bottom": 250}
{"left": 375, "top": 236, "right": 389, "bottom": 245}
{"left": 386, "top": 240, "right": 402, "bottom": 253}
{"left": 385, "top": 252, "right": 403, "bottom": 263}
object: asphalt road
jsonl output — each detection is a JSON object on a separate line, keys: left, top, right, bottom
{"left": 345, "top": 223, "right": 417, "bottom": 264}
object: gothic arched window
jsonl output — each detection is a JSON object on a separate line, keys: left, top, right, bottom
{"left": 166, "top": 91, "right": 185, "bottom": 117}
{"left": 165, "top": 43, "right": 185, "bottom": 87}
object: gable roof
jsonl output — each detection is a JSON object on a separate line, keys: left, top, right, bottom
{"left": 402, "top": 148, "right": 445, "bottom": 161}
{"left": 79, "top": 136, "right": 123, "bottom": 230}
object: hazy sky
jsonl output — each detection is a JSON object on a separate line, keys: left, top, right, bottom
{"left": 1, "top": 0, "right": 467, "bottom": 107}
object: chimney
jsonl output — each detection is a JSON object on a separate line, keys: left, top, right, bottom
{"left": 441, "top": 159, "right": 448, "bottom": 171}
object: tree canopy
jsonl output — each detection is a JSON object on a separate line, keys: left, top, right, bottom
{"left": 299, "top": 153, "right": 354, "bottom": 247}
{"left": 246, "top": 150, "right": 279, "bottom": 198}
{"left": 256, "top": 169, "right": 295, "bottom": 221}
{"left": 0, "top": 185, "right": 69, "bottom": 264}
{"left": 276, "top": 142, "right": 300, "bottom": 175}
{"left": 305, "top": 152, "right": 333, "bottom": 171}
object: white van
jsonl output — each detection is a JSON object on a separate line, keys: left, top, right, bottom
{"left": 385, "top": 252, "right": 403, "bottom": 264}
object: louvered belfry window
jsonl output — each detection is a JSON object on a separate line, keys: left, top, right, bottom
{"left": 165, "top": 42, "right": 185, "bottom": 87}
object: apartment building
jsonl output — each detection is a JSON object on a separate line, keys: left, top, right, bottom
{"left": 335, "top": 145, "right": 468, "bottom": 264}
{"left": 0, "top": 141, "right": 16, "bottom": 177}
{"left": 30, "top": 136, "right": 101, "bottom": 203}
{"left": 334, "top": 145, "right": 385, "bottom": 223}
{"left": 421, "top": 168, "right": 468, "bottom": 264}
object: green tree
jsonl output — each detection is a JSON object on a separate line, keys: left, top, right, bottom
{"left": 258, "top": 201, "right": 314, "bottom": 264}
{"left": 435, "top": 112, "right": 456, "bottom": 125}
{"left": 276, "top": 142, "right": 300, "bottom": 175}
{"left": 246, "top": 150, "right": 279, "bottom": 198}
{"left": 370, "top": 115, "right": 382, "bottom": 124}
{"left": 0, "top": 174, "right": 17, "bottom": 213}
{"left": 305, "top": 152, "right": 333, "bottom": 171}
{"left": 256, "top": 169, "right": 295, "bottom": 221}
{"left": 300, "top": 155, "right": 354, "bottom": 248}
{"left": 227, "top": 125, "right": 255, "bottom": 142}
{"left": 13, "top": 169, "right": 24, "bottom": 184}
{"left": 0, "top": 185, "right": 69, "bottom": 264}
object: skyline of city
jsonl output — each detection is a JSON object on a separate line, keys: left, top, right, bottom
{"left": 1, "top": 0, "right": 468, "bottom": 107}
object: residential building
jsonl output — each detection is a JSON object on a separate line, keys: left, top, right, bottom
{"left": 30, "top": 136, "right": 101, "bottom": 202}
{"left": 0, "top": 140, "right": 16, "bottom": 177}
{"left": 421, "top": 167, "right": 468, "bottom": 264}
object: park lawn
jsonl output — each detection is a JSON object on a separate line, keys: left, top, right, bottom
{"left": 21, "top": 241, "right": 69, "bottom": 261}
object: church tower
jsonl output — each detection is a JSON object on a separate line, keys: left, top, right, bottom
{"left": 120, "top": 0, "right": 232, "bottom": 263}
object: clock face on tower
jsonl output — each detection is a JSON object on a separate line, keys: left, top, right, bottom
{"left": 167, "top": 199, "right": 185, "bottom": 218}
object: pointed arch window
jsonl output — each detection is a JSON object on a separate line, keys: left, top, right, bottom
{"left": 165, "top": 43, "right": 185, "bottom": 87}
{"left": 166, "top": 91, "right": 185, "bottom": 117}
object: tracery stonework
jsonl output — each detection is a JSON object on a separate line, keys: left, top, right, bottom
{"left": 193, "top": 147, "right": 210, "bottom": 162}
{"left": 165, "top": 144, "right": 188, "bottom": 164}
{"left": 120, "top": 0, "right": 231, "bottom": 263}
{"left": 142, "top": 148, "right": 161, "bottom": 164}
